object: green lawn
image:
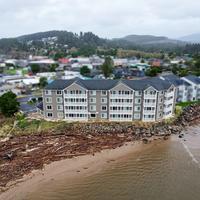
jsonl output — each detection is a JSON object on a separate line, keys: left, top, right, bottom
{"left": 5, "top": 69, "right": 17, "bottom": 75}
{"left": 176, "top": 100, "right": 200, "bottom": 108}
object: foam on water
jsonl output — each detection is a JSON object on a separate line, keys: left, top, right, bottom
{"left": 181, "top": 140, "right": 200, "bottom": 167}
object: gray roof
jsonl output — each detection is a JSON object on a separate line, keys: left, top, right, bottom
{"left": 45, "top": 79, "right": 75, "bottom": 90}
{"left": 45, "top": 78, "right": 173, "bottom": 91}
{"left": 162, "top": 74, "right": 191, "bottom": 86}
{"left": 37, "top": 102, "right": 43, "bottom": 111}
{"left": 184, "top": 75, "right": 200, "bottom": 84}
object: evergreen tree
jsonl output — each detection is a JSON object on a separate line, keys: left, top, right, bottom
{"left": 80, "top": 66, "right": 91, "bottom": 76}
{"left": 39, "top": 77, "right": 48, "bottom": 88}
{"left": 101, "top": 56, "right": 114, "bottom": 78}
{"left": 0, "top": 91, "right": 19, "bottom": 117}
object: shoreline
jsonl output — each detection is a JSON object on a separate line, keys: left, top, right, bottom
{"left": 1, "top": 104, "right": 200, "bottom": 199}
{"left": 0, "top": 140, "right": 161, "bottom": 200}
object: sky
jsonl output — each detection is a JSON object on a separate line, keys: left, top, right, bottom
{"left": 0, "top": 0, "right": 200, "bottom": 39}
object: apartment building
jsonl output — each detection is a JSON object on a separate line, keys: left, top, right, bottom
{"left": 161, "top": 74, "right": 200, "bottom": 102}
{"left": 41, "top": 78, "right": 176, "bottom": 122}
{"left": 181, "top": 75, "right": 200, "bottom": 101}
{"left": 160, "top": 74, "right": 191, "bottom": 102}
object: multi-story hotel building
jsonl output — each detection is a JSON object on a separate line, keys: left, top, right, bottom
{"left": 39, "top": 78, "right": 176, "bottom": 122}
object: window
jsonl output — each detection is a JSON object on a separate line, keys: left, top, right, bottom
{"left": 144, "top": 115, "right": 155, "bottom": 119}
{"left": 90, "top": 98, "right": 96, "bottom": 103}
{"left": 135, "top": 91, "right": 142, "bottom": 96}
{"left": 101, "top": 106, "right": 107, "bottom": 111}
{"left": 135, "top": 98, "right": 141, "bottom": 104}
{"left": 47, "top": 113, "right": 53, "bottom": 118}
{"left": 111, "top": 91, "right": 116, "bottom": 95}
{"left": 91, "top": 114, "right": 96, "bottom": 118}
{"left": 45, "top": 90, "right": 52, "bottom": 95}
{"left": 56, "top": 97, "right": 63, "bottom": 103}
{"left": 134, "top": 113, "right": 140, "bottom": 119}
{"left": 135, "top": 106, "right": 141, "bottom": 111}
{"left": 144, "top": 99, "right": 156, "bottom": 103}
{"left": 90, "top": 105, "right": 96, "bottom": 111}
{"left": 58, "top": 112, "right": 63, "bottom": 118}
{"left": 101, "top": 98, "right": 107, "bottom": 103}
{"left": 144, "top": 107, "right": 155, "bottom": 111}
{"left": 46, "top": 105, "right": 52, "bottom": 110}
{"left": 101, "top": 91, "right": 107, "bottom": 96}
{"left": 57, "top": 91, "right": 62, "bottom": 95}
{"left": 90, "top": 91, "right": 96, "bottom": 96}
{"left": 101, "top": 113, "right": 107, "bottom": 119}
{"left": 46, "top": 97, "right": 52, "bottom": 103}
{"left": 57, "top": 105, "right": 63, "bottom": 110}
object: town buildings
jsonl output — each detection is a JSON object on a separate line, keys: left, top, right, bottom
{"left": 40, "top": 78, "right": 176, "bottom": 122}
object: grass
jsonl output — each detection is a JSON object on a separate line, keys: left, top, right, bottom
{"left": 176, "top": 100, "right": 200, "bottom": 108}
{"left": 0, "top": 114, "right": 67, "bottom": 138}
{"left": 4, "top": 69, "right": 17, "bottom": 75}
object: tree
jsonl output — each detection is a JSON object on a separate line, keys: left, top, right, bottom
{"left": 140, "top": 58, "right": 145, "bottom": 63}
{"left": 30, "top": 64, "right": 40, "bottom": 74}
{"left": 0, "top": 91, "right": 19, "bottom": 117}
{"left": 39, "top": 77, "right": 48, "bottom": 88}
{"left": 54, "top": 52, "right": 65, "bottom": 61}
{"left": 145, "top": 67, "right": 162, "bottom": 77}
{"left": 101, "top": 56, "right": 114, "bottom": 78}
{"left": 50, "top": 64, "right": 58, "bottom": 72}
{"left": 80, "top": 66, "right": 91, "bottom": 76}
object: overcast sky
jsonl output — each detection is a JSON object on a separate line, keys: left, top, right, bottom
{"left": 0, "top": 0, "right": 200, "bottom": 39}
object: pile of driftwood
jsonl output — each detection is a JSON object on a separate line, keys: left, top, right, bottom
{"left": 1, "top": 103, "right": 200, "bottom": 189}
{"left": 0, "top": 130, "right": 133, "bottom": 188}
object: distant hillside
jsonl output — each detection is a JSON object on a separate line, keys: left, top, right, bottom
{"left": 17, "top": 30, "right": 107, "bottom": 47}
{"left": 179, "top": 33, "right": 200, "bottom": 43}
{"left": 0, "top": 31, "right": 188, "bottom": 56}
{"left": 114, "top": 34, "right": 184, "bottom": 45}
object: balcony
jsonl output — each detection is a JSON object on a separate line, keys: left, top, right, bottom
{"left": 143, "top": 102, "right": 156, "bottom": 107}
{"left": 109, "top": 94, "right": 133, "bottom": 99}
{"left": 64, "top": 94, "right": 87, "bottom": 98}
{"left": 144, "top": 95, "right": 157, "bottom": 99}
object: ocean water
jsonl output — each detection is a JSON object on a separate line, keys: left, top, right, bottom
{"left": 26, "top": 126, "right": 200, "bottom": 200}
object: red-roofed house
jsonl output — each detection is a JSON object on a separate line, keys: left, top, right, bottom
{"left": 58, "top": 58, "right": 69, "bottom": 64}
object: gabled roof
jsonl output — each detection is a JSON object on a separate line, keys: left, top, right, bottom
{"left": 37, "top": 102, "right": 43, "bottom": 111}
{"left": 80, "top": 79, "right": 118, "bottom": 90}
{"left": 161, "top": 74, "right": 191, "bottom": 86}
{"left": 45, "top": 78, "right": 173, "bottom": 91}
{"left": 45, "top": 79, "right": 75, "bottom": 90}
{"left": 123, "top": 77, "right": 172, "bottom": 91}
{"left": 184, "top": 75, "right": 200, "bottom": 84}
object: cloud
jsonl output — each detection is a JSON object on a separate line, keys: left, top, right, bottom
{"left": 0, "top": 0, "right": 200, "bottom": 39}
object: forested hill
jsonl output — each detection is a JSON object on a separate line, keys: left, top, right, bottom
{"left": 0, "top": 30, "right": 199, "bottom": 56}
{"left": 17, "top": 31, "right": 107, "bottom": 47}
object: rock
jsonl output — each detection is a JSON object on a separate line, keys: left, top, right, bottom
{"left": 142, "top": 138, "right": 149, "bottom": 144}
{"left": 147, "top": 133, "right": 152, "bottom": 137}
{"left": 163, "top": 136, "right": 169, "bottom": 140}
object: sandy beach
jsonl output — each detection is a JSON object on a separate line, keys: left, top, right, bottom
{"left": 0, "top": 140, "right": 160, "bottom": 200}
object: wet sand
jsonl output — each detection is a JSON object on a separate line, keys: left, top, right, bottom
{"left": 0, "top": 141, "right": 159, "bottom": 200}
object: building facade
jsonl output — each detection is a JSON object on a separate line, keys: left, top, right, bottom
{"left": 161, "top": 74, "right": 200, "bottom": 102}
{"left": 41, "top": 78, "right": 176, "bottom": 122}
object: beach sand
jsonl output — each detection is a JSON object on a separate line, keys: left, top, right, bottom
{"left": 0, "top": 140, "right": 159, "bottom": 200}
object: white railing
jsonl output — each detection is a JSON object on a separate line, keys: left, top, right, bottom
{"left": 143, "top": 103, "right": 156, "bottom": 107}
{"left": 109, "top": 110, "right": 133, "bottom": 114}
{"left": 109, "top": 94, "right": 133, "bottom": 98}
{"left": 144, "top": 95, "right": 157, "bottom": 99}
{"left": 64, "top": 102, "right": 88, "bottom": 106}
{"left": 64, "top": 94, "right": 87, "bottom": 98}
